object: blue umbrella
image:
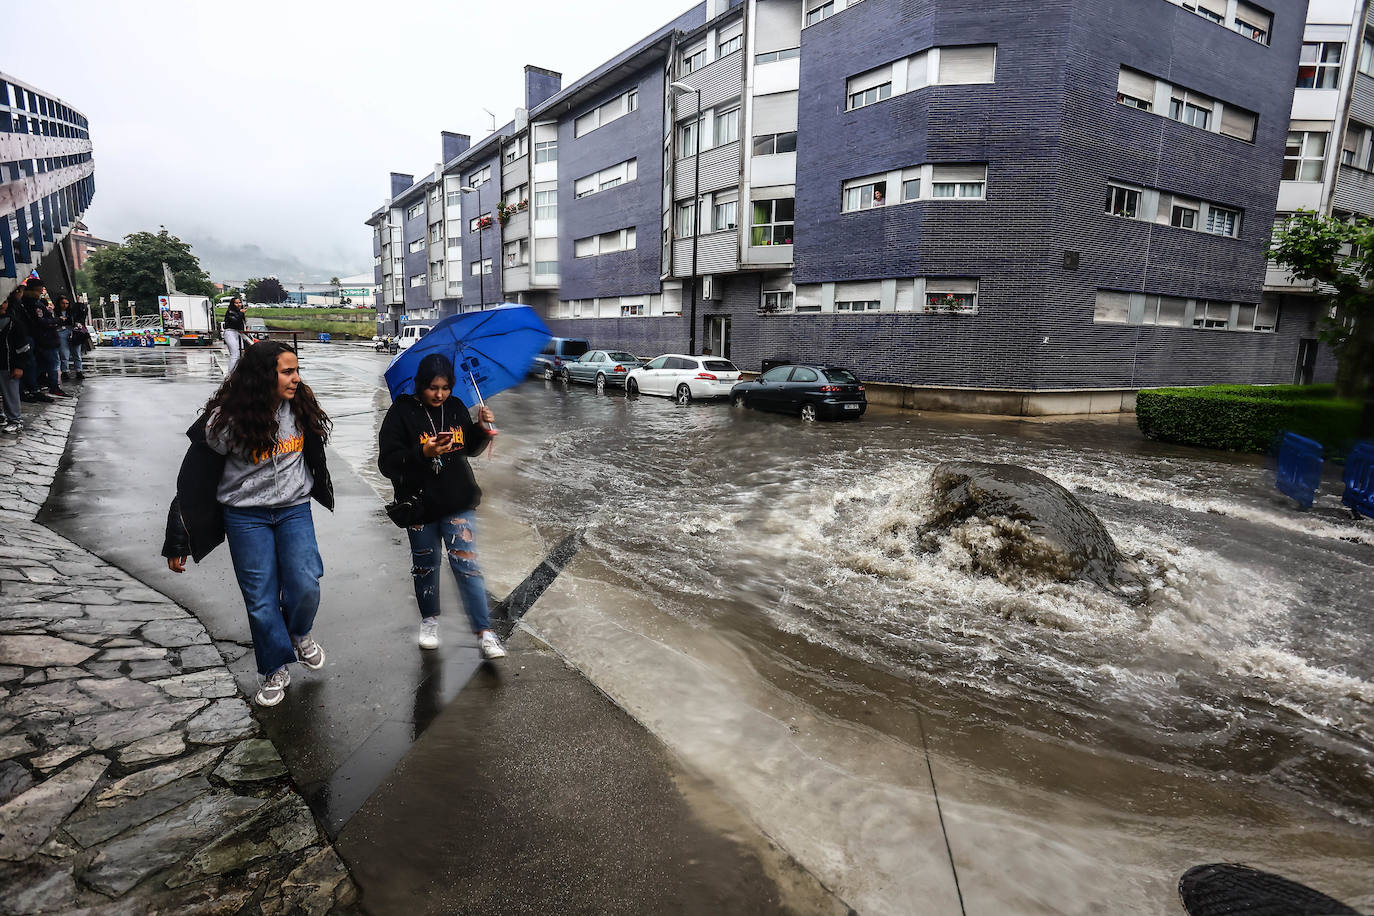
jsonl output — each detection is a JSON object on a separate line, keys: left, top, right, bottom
{"left": 383, "top": 304, "right": 551, "bottom": 406}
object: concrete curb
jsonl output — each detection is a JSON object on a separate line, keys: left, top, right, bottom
{"left": 0, "top": 391, "right": 359, "bottom": 914}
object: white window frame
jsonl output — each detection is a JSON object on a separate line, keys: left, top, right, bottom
{"left": 1298, "top": 42, "right": 1344, "bottom": 90}
{"left": 719, "top": 33, "right": 743, "bottom": 57}
{"left": 573, "top": 87, "right": 639, "bottom": 138}
{"left": 761, "top": 290, "right": 794, "bottom": 313}
{"left": 503, "top": 238, "right": 529, "bottom": 267}
{"left": 1204, "top": 205, "right": 1240, "bottom": 238}
{"left": 681, "top": 44, "right": 707, "bottom": 75}
{"left": 713, "top": 198, "right": 738, "bottom": 231}
{"left": 1106, "top": 182, "right": 1142, "bottom": 219}
{"left": 470, "top": 258, "right": 493, "bottom": 276}
{"left": 574, "top": 159, "right": 638, "bottom": 199}
{"left": 503, "top": 135, "right": 529, "bottom": 164}
{"left": 409, "top": 273, "right": 426, "bottom": 288}
{"left": 923, "top": 279, "right": 979, "bottom": 314}
{"left": 751, "top": 198, "right": 795, "bottom": 246}
{"left": 676, "top": 202, "right": 697, "bottom": 238}
{"left": 469, "top": 213, "right": 492, "bottom": 233}
{"left": 406, "top": 203, "right": 423, "bottom": 220}
{"left": 573, "top": 227, "right": 637, "bottom": 258}
{"left": 842, "top": 175, "right": 887, "bottom": 212}
{"left": 408, "top": 238, "right": 425, "bottom": 253}
{"left": 835, "top": 299, "right": 881, "bottom": 313}
{"left": 534, "top": 189, "right": 557, "bottom": 220}
{"left": 678, "top": 119, "right": 699, "bottom": 158}
{"left": 534, "top": 140, "right": 558, "bottom": 163}
{"left": 714, "top": 106, "right": 740, "bottom": 145}
{"left": 752, "top": 131, "right": 797, "bottom": 156}
{"left": 930, "top": 165, "right": 987, "bottom": 200}
{"left": 1284, "top": 131, "right": 1328, "bottom": 182}
{"left": 466, "top": 165, "right": 491, "bottom": 188}
{"left": 805, "top": 1, "right": 835, "bottom": 26}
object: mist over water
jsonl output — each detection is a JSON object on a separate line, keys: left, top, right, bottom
{"left": 491, "top": 384, "right": 1374, "bottom": 825}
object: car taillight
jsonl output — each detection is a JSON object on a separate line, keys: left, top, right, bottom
{"left": 820, "top": 385, "right": 841, "bottom": 392}
{"left": 613, "top": 365, "right": 626, "bottom": 373}
{"left": 858, "top": 385, "right": 865, "bottom": 391}
{"left": 553, "top": 358, "right": 562, "bottom": 367}
{"left": 696, "top": 372, "right": 717, "bottom": 380}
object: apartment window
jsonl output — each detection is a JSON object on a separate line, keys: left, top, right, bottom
{"left": 621, "top": 300, "right": 646, "bottom": 317}
{"left": 678, "top": 119, "right": 699, "bottom": 157}
{"left": 466, "top": 165, "right": 491, "bottom": 188}
{"left": 761, "top": 290, "right": 793, "bottom": 312}
{"left": 534, "top": 189, "right": 557, "bottom": 220}
{"left": 470, "top": 259, "right": 493, "bottom": 276}
{"left": 503, "top": 183, "right": 528, "bottom": 207}
{"left": 842, "top": 177, "right": 886, "bottom": 211}
{"left": 714, "top": 106, "right": 740, "bottom": 145}
{"left": 406, "top": 203, "right": 423, "bottom": 220}
{"left": 756, "top": 48, "right": 800, "bottom": 64}
{"left": 503, "top": 136, "right": 529, "bottom": 164}
{"left": 534, "top": 140, "right": 558, "bottom": 163}
{"left": 408, "top": 238, "right": 425, "bottom": 253}
{"left": 574, "top": 227, "right": 637, "bottom": 257}
{"left": 1219, "top": 107, "right": 1256, "bottom": 142}
{"left": 446, "top": 190, "right": 462, "bottom": 208}
{"left": 573, "top": 87, "right": 639, "bottom": 137}
{"left": 713, "top": 199, "right": 738, "bottom": 231}
{"left": 469, "top": 213, "right": 492, "bottom": 232}
{"left": 575, "top": 159, "right": 638, "bottom": 198}
{"left": 1093, "top": 290, "right": 1130, "bottom": 324}
{"left": 835, "top": 300, "right": 881, "bottom": 312}
{"left": 1344, "top": 122, "right": 1374, "bottom": 170}
{"left": 429, "top": 189, "right": 440, "bottom": 205}
{"left": 535, "top": 261, "right": 558, "bottom": 276}
{"left": 429, "top": 223, "right": 442, "bottom": 243}
{"left": 503, "top": 239, "right": 528, "bottom": 266}
{"left": 1106, "top": 183, "right": 1141, "bottom": 218}
{"left": 1193, "top": 300, "right": 1231, "bottom": 329}
{"left": 1284, "top": 131, "right": 1328, "bottom": 181}
{"left": 1362, "top": 31, "right": 1374, "bottom": 76}
{"left": 447, "top": 235, "right": 462, "bottom": 250}
{"left": 902, "top": 177, "right": 920, "bottom": 201}
{"left": 924, "top": 279, "right": 978, "bottom": 313}
{"left": 752, "top": 131, "right": 797, "bottom": 155}
{"left": 931, "top": 164, "right": 987, "bottom": 199}
{"left": 751, "top": 198, "right": 794, "bottom": 245}
{"left": 719, "top": 33, "right": 743, "bottom": 57}
{"left": 1169, "top": 90, "right": 1212, "bottom": 129}
{"left": 1298, "top": 42, "right": 1343, "bottom": 89}
{"left": 1232, "top": 1, "right": 1271, "bottom": 45}
{"left": 805, "top": 2, "right": 834, "bottom": 25}
{"left": 681, "top": 45, "right": 706, "bottom": 75}
{"left": 1182, "top": 0, "right": 1225, "bottom": 23}
{"left": 1205, "top": 205, "right": 1240, "bottom": 237}
{"left": 847, "top": 66, "right": 893, "bottom": 110}
{"left": 938, "top": 45, "right": 996, "bottom": 84}
{"left": 430, "top": 260, "right": 444, "bottom": 279}
{"left": 409, "top": 274, "right": 425, "bottom": 287}
{"left": 676, "top": 202, "right": 697, "bottom": 237}
{"left": 1117, "top": 68, "right": 1156, "bottom": 111}
{"left": 1171, "top": 203, "right": 1198, "bottom": 229}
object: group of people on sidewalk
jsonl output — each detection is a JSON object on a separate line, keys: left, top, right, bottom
{"left": 162, "top": 340, "right": 505, "bottom": 707}
{"left": 1, "top": 277, "right": 90, "bottom": 434}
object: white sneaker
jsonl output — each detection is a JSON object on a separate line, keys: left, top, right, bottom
{"left": 2, "top": 423, "right": 19, "bottom": 434}
{"left": 293, "top": 634, "right": 325, "bottom": 670}
{"left": 254, "top": 666, "right": 290, "bottom": 707}
{"left": 479, "top": 630, "right": 507, "bottom": 660}
{"left": 418, "top": 617, "right": 440, "bottom": 650}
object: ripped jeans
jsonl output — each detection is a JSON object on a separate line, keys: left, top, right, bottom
{"left": 406, "top": 512, "right": 491, "bottom": 632}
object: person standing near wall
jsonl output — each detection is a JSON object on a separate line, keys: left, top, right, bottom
{"left": 0, "top": 291, "right": 30, "bottom": 433}
{"left": 222, "top": 296, "right": 249, "bottom": 374}
{"left": 21, "top": 279, "right": 67, "bottom": 398}
{"left": 162, "top": 341, "right": 335, "bottom": 707}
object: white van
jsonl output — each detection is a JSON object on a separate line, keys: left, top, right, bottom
{"left": 397, "top": 323, "right": 433, "bottom": 350}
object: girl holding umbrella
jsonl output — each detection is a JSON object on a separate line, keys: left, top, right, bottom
{"left": 378, "top": 352, "right": 505, "bottom": 658}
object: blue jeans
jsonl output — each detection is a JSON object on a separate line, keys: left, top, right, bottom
{"left": 223, "top": 502, "right": 324, "bottom": 676}
{"left": 406, "top": 512, "right": 490, "bottom": 632}
{"left": 36, "top": 347, "right": 60, "bottom": 392}
{"left": 58, "top": 329, "right": 83, "bottom": 373}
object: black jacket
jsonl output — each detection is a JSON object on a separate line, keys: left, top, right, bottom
{"left": 223, "top": 307, "right": 245, "bottom": 333}
{"left": 161, "top": 411, "right": 335, "bottom": 562}
{"left": 378, "top": 395, "right": 491, "bottom": 523}
{"left": 21, "top": 295, "right": 58, "bottom": 350}
{"left": 0, "top": 306, "right": 30, "bottom": 373}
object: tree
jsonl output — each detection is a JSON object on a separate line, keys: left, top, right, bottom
{"left": 84, "top": 228, "right": 216, "bottom": 314}
{"left": 1270, "top": 211, "right": 1374, "bottom": 434}
{"left": 245, "top": 277, "right": 289, "bottom": 304}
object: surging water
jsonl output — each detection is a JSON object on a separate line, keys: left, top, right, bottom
{"left": 481, "top": 383, "right": 1374, "bottom": 826}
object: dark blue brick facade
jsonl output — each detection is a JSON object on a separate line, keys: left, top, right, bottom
{"left": 399, "top": 187, "right": 431, "bottom": 314}
{"left": 557, "top": 64, "right": 668, "bottom": 301}
{"left": 459, "top": 146, "right": 506, "bottom": 308}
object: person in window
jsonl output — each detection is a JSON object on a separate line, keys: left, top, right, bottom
{"left": 162, "top": 342, "right": 335, "bottom": 707}
{"left": 872, "top": 189, "right": 884, "bottom": 206}
{"left": 378, "top": 353, "right": 505, "bottom": 659}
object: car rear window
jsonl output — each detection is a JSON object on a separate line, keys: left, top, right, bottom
{"left": 607, "top": 351, "right": 638, "bottom": 362}
{"left": 702, "top": 360, "right": 736, "bottom": 372}
{"left": 562, "top": 340, "right": 590, "bottom": 358}
{"left": 823, "top": 369, "right": 859, "bottom": 385}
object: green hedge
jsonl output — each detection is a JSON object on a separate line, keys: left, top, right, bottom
{"left": 1136, "top": 385, "right": 1360, "bottom": 453}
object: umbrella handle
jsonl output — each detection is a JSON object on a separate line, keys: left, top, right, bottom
{"left": 468, "top": 370, "right": 497, "bottom": 460}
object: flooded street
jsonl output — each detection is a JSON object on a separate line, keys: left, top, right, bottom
{"left": 118, "top": 345, "right": 1374, "bottom": 914}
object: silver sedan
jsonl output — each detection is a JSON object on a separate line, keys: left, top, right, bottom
{"left": 565, "top": 350, "right": 645, "bottom": 392}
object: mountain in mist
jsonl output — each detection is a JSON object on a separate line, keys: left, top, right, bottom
{"left": 184, "top": 235, "right": 367, "bottom": 285}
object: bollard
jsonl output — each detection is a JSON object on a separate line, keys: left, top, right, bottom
{"left": 1275, "top": 431, "right": 1323, "bottom": 509}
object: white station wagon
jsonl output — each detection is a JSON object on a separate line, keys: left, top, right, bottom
{"left": 625, "top": 354, "right": 741, "bottom": 404}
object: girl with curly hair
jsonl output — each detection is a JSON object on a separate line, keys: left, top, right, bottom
{"left": 162, "top": 341, "right": 335, "bottom": 707}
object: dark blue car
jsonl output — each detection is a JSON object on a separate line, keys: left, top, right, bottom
{"left": 731, "top": 364, "right": 866, "bottom": 421}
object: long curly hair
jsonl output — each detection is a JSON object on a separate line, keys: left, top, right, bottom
{"left": 205, "top": 341, "right": 330, "bottom": 458}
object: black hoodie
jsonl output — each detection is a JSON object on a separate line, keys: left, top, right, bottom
{"left": 377, "top": 354, "right": 492, "bottom": 523}
{"left": 0, "top": 302, "right": 31, "bottom": 373}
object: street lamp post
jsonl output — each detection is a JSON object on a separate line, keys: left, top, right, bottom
{"left": 670, "top": 81, "right": 702, "bottom": 355}
{"left": 460, "top": 184, "right": 487, "bottom": 310}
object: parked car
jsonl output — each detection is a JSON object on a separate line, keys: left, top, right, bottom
{"left": 731, "top": 364, "right": 867, "bottom": 421}
{"left": 566, "top": 350, "right": 645, "bottom": 391}
{"left": 244, "top": 317, "right": 271, "bottom": 342}
{"left": 625, "top": 354, "right": 742, "bottom": 403}
{"left": 532, "top": 337, "right": 591, "bottom": 379}
{"left": 397, "top": 323, "right": 434, "bottom": 351}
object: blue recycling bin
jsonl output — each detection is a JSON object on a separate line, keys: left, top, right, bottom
{"left": 1342, "top": 441, "right": 1374, "bottom": 519}
{"left": 1275, "top": 431, "right": 1324, "bottom": 509}
{"left": 318, "top": 333, "right": 331, "bottom": 343}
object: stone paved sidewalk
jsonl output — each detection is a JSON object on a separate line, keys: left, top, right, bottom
{"left": 0, "top": 396, "right": 359, "bottom": 914}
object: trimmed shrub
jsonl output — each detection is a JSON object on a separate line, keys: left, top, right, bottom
{"left": 1136, "top": 385, "right": 1361, "bottom": 454}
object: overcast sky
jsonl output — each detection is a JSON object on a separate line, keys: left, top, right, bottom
{"left": 8, "top": 0, "right": 693, "bottom": 282}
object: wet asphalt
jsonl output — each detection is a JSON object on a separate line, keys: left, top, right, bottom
{"left": 39, "top": 346, "right": 839, "bottom": 915}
